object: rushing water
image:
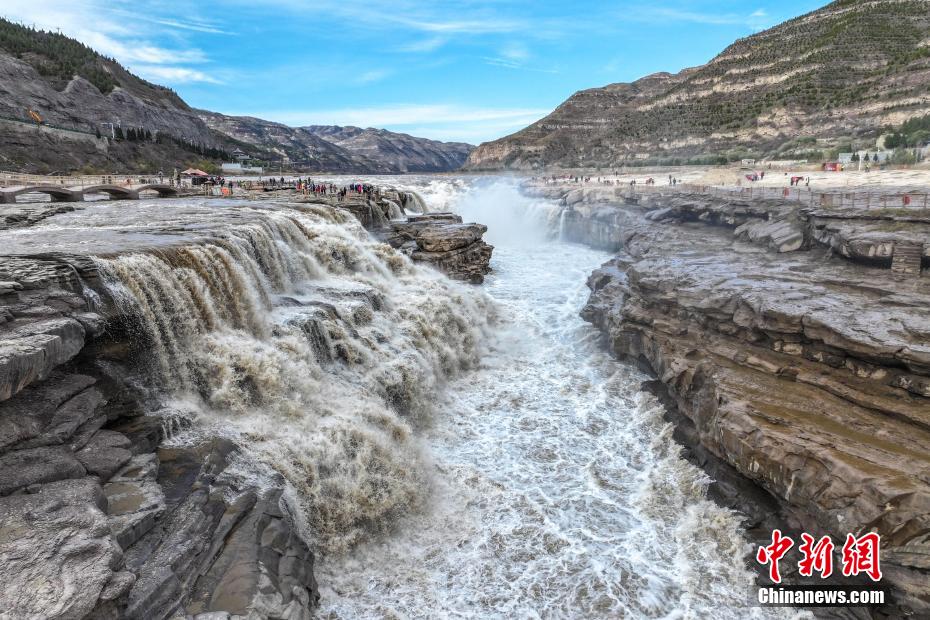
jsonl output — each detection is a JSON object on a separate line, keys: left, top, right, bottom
{"left": 5, "top": 177, "right": 795, "bottom": 617}
{"left": 315, "top": 179, "right": 791, "bottom": 619}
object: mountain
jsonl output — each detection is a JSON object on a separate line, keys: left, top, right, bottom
{"left": 465, "top": 0, "right": 930, "bottom": 170}
{"left": 304, "top": 125, "right": 472, "bottom": 173}
{"left": 0, "top": 18, "right": 471, "bottom": 174}
{"left": 197, "top": 111, "right": 474, "bottom": 173}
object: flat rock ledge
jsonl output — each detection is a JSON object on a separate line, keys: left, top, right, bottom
{"left": 542, "top": 183, "right": 930, "bottom": 616}
{"left": 0, "top": 251, "right": 318, "bottom": 619}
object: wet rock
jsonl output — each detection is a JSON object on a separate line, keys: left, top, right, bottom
{"left": 105, "top": 454, "right": 166, "bottom": 549}
{"left": 0, "top": 371, "right": 96, "bottom": 452}
{"left": 122, "top": 439, "right": 319, "bottom": 619}
{"left": 77, "top": 429, "right": 134, "bottom": 480}
{"left": 0, "top": 317, "right": 85, "bottom": 400}
{"left": 384, "top": 214, "right": 494, "bottom": 283}
{"left": 0, "top": 477, "right": 122, "bottom": 619}
{"left": 0, "top": 445, "right": 86, "bottom": 494}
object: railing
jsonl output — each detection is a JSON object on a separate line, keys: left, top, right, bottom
{"left": 0, "top": 114, "right": 100, "bottom": 136}
{"left": 0, "top": 171, "right": 191, "bottom": 189}
{"left": 621, "top": 183, "right": 930, "bottom": 210}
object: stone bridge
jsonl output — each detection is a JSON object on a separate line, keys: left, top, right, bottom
{"left": 0, "top": 183, "right": 179, "bottom": 204}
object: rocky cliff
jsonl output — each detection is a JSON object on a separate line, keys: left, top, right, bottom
{"left": 0, "top": 251, "right": 318, "bottom": 619}
{"left": 466, "top": 0, "right": 930, "bottom": 170}
{"left": 536, "top": 182, "right": 930, "bottom": 615}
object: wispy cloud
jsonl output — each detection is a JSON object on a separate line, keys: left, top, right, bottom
{"left": 239, "top": 104, "right": 550, "bottom": 143}
{"left": 134, "top": 65, "right": 224, "bottom": 84}
{"left": 356, "top": 69, "right": 392, "bottom": 84}
{"left": 626, "top": 6, "right": 773, "bottom": 30}
{"left": 397, "top": 36, "right": 447, "bottom": 53}
{"left": 1, "top": 0, "right": 224, "bottom": 85}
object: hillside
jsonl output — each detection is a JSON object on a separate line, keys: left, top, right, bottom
{"left": 465, "top": 0, "right": 930, "bottom": 170}
{"left": 197, "top": 112, "right": 474, "bottom": 173}
{"left": 0, "top": 18, "right": 471, "bottom": 174}
{"left": 304, "top": 125, "right": 473, "bottom": 173}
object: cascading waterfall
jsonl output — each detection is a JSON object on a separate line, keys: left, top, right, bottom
{"left": 400, "top": 191, "right": 427, "bottom": 213}
{"left": 95, "top": 203, "right": 493, "bottom": 553}
{"left": 383, "top": 199, "right": 404, "bottom": 220}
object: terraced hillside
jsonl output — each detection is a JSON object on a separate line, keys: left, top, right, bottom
{"left": 465, "top": 0, "right": 930, "bottom": 170}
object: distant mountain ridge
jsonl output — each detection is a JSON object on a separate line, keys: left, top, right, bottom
{"left": 197, "top": 111, "right": 473, "bottom": 173}
{"left": 465, "top": 0, "right": 930, "bottom": 170}
{"left": 0, "top": 18, "right": 471, "bottom": 174}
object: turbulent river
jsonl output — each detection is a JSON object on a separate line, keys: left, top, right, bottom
{"left": 7, "top": 177, "right": 792, "bottom": 618}
{"left": 314, "top": 179, "right": 787, "bottom": 619}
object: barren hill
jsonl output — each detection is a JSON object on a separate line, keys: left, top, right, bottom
{"left": 465, "top": 0, "right": 930, "bottom": 170}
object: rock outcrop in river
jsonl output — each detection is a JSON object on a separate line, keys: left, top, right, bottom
{"left": 538, "top": 183, "right": 930, "bottom": 615}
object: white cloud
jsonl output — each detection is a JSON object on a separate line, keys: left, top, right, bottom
{"left": 0, "top": 0, "right": 220, "bottom": 83}
{"left": 628, "top": 6, "right": 774, "bottom": 29}
{"left": 134, "top": 65, "right": 224, "bottom": 84}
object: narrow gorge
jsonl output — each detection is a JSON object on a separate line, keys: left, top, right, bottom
{"left": 1, "top": 178, "right": 925, "bottom": 618}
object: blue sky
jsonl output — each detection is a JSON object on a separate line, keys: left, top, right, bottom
{"left": 2, "top": 0, "right": 824, "bottom": 144}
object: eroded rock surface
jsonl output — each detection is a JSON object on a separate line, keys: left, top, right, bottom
{"left": 385, "top": 213, "right": 494, "bottom": 283}
{"left": 548, "top": 182, "right": 930, "bottom": 615}
{"left": 0, "top": 247, "right": 319, "bottom": 618}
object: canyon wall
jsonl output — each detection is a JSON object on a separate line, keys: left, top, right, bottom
{"left": 539, "top": 183, "right": 930, "bottom": 615}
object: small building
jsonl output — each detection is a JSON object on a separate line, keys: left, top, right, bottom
{"left": 221, "top": 162, "right": 263, "bottom": 174}
{"left": 232, "top": 148, "right": 250, "bottom": 162}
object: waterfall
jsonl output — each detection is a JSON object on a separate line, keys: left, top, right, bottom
{"left": 401, "top": 191, "right": 427, "bottom": 213}
{"left": 383, "top": 199, "right": 404, "bottom": 220}
{"left": 558, "top": 208, "right": 569, "bottom": 241}
{"left": 94, "top": 203, "right": 493, "bottom": 554}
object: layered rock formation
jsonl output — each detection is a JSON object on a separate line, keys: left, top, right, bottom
{"left": 304, "top": 125, "right": 473, "bottom": 173}
{"left": 384, "top": 213, "right": 494, "bottom": 283}
{"left": 466, "top": 0, "right": 930, "bottom": 169}
{"left": 541, "top": 183, "right": 930, "bottom": 615}
{"left": 0, "top": 253, "right": 318, "bottom": 619}
{"left": 296, "top": 191, "right": 494, "bottom": 283}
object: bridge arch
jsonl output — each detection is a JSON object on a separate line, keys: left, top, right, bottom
{"left": 79, "top": 185, "right": 140, "bottom": 200}
{"left": 136, "top": 184, "right": 179, "bottom": 198}
{"left": 0, "top": 185, "right": 82, "bottom": 204}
